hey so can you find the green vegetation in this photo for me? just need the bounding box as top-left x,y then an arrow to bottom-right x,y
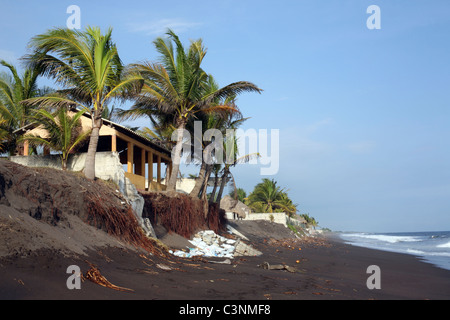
287,223 -> 307,237
0,59 -> 51,155
299,213 -> 319,229
0,27 -> 261,203
21,108 -> 90,170
229,188 -> 247,202
0,118 -> 7,153
117,29 -> 262,191
23,26 -> 143,180
0,24 -> 324,231
246,178 -> 297,217
231,178 -> 320,229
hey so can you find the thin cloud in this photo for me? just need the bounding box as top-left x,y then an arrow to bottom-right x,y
127,18 -> 202,36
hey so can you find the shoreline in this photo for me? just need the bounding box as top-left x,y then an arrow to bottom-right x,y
1,230 -> 450,300
331,231 -> 450,272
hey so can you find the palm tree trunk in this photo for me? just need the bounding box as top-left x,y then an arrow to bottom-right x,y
84,114 -> 102,180
189,161 -> 208,197
199,164 -> 212,198
166,120 -> 186,191
209,171 -> 219,203
214,168 -> 229,204
61,157 -> 68,171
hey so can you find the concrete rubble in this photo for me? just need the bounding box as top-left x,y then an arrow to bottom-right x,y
169,229 -> 262,258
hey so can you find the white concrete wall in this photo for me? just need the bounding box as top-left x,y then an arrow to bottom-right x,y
226,211 -> 289,227
226,212 -> 308,229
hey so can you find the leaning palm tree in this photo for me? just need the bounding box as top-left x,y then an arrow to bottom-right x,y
214,133 -> 260,204
208,163 -> 222,203
186,74 -> 251,198
188,102 -> 247,199
23,26 -> 143,179
0,60 -> 51,155
119,29 -> 262,191
20,108 -> 91,170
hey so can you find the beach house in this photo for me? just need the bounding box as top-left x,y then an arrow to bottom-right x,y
13,110 -> 172,192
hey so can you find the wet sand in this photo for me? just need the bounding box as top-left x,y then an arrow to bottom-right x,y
1,233 -> 449,301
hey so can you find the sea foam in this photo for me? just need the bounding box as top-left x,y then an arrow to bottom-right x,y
340,231 -> 450,271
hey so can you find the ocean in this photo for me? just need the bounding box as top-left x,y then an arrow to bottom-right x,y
339,231 -> 450,271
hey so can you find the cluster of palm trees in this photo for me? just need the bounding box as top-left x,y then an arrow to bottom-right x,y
239,178 -> 299,217
0,59 -> 52,155
230,179 -> 319,227
0,26 -> 262,204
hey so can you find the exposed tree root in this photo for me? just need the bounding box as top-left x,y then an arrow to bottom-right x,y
141,191 -> 227,239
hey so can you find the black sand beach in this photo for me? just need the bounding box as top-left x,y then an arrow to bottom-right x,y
1,161 -> 449,302
1,221 -> 449,301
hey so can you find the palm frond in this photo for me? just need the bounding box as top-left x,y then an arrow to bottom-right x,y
22,94 -> 89,113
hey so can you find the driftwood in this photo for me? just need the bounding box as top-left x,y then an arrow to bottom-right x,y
84,262 -> 134,292
259,261 -> 298,273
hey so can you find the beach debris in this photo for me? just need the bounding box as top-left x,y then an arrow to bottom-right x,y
267,237 -> 331,249
84,263 -> 133,292
169,229 -> 262,259
234,240 -> 263,257
156,263 -> 173,271
258,261 -> 298,273
208,258 -> 232,265
136,268 -> 159,275
226,224 -> 249,240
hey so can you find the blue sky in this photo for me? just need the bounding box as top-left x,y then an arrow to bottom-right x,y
1,0 -> 449,232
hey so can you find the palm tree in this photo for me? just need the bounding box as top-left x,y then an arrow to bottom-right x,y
300,213 -> 318,229
229,187 -> 247,202
0,117 -> 8,153
0,60 -> 51,155
247,179 -> 287,213
23,26 -> 143,180
101,104 -> 118,122
274,192 -> 298,217
119,29 -> 262,191
21,108 -> 91,170
214,133 -> 260,204
208,163 -> 222,203
188,99 -> 243,198
247,179 -> 298,216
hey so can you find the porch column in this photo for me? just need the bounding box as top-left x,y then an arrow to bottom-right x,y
148,150 -> 153,188
157,155 -> 161,184
127,141 -> 134,173
23,141 -> 29,156
140,148 -> 146,177
111,134 -> 117,152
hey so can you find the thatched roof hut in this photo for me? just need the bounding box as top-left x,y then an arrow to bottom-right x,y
220,195 -> 251,219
